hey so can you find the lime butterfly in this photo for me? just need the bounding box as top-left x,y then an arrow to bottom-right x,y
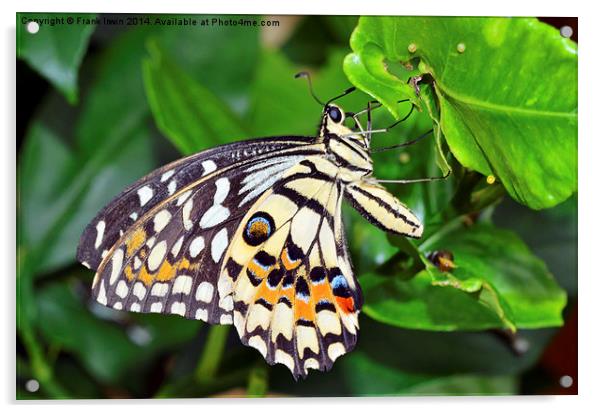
77,78 -> 430,379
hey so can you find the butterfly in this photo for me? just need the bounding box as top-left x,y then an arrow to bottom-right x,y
77,80 -> 425,379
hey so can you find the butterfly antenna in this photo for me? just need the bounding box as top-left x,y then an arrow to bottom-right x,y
325,86 -> 357,106
295,72 -> 324,106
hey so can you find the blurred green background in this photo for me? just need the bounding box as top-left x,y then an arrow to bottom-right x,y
16,14 -> 577,399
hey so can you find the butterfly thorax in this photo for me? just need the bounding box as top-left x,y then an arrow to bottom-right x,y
319,104 -> 373,183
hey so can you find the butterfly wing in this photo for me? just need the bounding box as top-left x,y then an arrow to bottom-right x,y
77,137 -> 317,271
219,156 -> 362,378
78,137 -> 325,324
344,180 -> 423,238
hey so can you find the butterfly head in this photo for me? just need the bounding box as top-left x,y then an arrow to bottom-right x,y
320,104 -> 368,145
320,103 -> 374,177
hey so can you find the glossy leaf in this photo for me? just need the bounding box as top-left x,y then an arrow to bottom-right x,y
248,48 -> 371,137
18,119 -> 153,276
17,13 -> 95,104
143,41 -> 247,155
343,351 -> 517,396
362,223 -> 566,331
345,17 -> 577,209
36,282 -> 200,383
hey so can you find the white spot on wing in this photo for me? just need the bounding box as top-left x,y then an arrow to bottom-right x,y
176,190 -> 192,206
170,302 -> 186,316
195,308 -> 208,321
219,296 -> 233,311
153,210 -> 172,233
220,314 -> 233,324
150,302 -> 163,313
133,282 -> 146,300
234,310 -> 245,337
189,236 -> 205,258
199,204 -> 230,229
171,236 -> 184,257
97,280 -> 107,305
137,186 -> 153,206
211,228 -> 228,263
218,276 -> 232,297
248,336 -> 267,357
116,280 -> 129,299
130,212 -> 138,221
201,160 -> 217,175
130,303 -> 141,312
167,180 -> 177,195
304,358 -> 320,373
147,241 -> 167,271
172,275 -> 193,295
151,283 -> 169,297
94,221 -> 105,249
213,178 -> 230,204
327,342 -> 346,362
195,281 -> 214,303
182,198 -> 194,230
109,249 -> 124,285
161,170 -> 175,182
275,350 -> 295,372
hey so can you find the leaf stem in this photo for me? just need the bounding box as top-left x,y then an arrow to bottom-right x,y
17,248 -> 70,399
19,323 -> 70,399
194,324 -> 230,385
246,364 -> 269,397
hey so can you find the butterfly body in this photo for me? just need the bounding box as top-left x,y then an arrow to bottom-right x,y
78,103 -> 423,379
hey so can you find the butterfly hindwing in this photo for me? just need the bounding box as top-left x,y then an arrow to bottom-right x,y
218,156 -> 362,378
82,138 -> 324,324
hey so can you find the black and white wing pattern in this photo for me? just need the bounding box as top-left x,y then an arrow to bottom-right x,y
77,107 -> 426,379
77,137 -> 324,324
218,156 -> 363,378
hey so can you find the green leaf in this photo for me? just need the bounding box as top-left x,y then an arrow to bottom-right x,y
18,119 -> 154,276
152,15 -> 260,110
362,223 -> 566,331
143,40 -> 247,155
355,318 -> 558,376
321,16 -> 359,42
361,270 -> 504,331
77,16 -> 259,154
248,48 -> 372,137
37,281 -> 200,384
36,282 -> 142,383
345,17 -> 577,209
343,351 -> 517,396
17,13 -> 95,104
17,25 -> 172,276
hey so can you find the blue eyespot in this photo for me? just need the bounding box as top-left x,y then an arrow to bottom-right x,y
331,274 -> 347,290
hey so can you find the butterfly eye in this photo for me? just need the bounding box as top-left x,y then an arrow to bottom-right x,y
327,106 -> 343,123
243,212 -> 275,246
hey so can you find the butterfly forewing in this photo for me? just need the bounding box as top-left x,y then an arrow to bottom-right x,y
82,138 -> 324,324
77,137 -> 317,271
